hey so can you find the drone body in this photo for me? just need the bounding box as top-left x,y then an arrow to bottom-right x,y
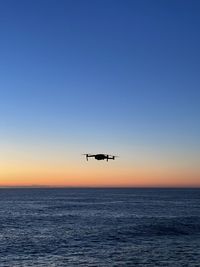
83,154 -> 118,161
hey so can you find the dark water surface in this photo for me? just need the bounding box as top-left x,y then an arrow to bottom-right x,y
0,188 -> 200,266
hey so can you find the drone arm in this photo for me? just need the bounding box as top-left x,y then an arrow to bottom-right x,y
85,154 -> 95,161
107,156 -> 115,160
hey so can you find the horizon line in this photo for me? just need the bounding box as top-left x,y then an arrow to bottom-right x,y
0,185 -> 200,189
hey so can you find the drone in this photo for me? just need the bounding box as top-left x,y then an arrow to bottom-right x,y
83,153 -> 118,161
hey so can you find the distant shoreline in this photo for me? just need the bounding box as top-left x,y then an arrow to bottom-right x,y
0,186 -> 200,189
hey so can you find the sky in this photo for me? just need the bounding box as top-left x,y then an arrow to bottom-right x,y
0,0 -> 200,187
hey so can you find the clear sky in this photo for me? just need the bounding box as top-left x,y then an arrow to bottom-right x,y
0,0 -> 200,187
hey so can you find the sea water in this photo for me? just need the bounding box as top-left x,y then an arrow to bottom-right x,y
0,188 -> 200,266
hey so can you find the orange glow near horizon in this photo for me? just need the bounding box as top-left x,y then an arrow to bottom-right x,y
1,142 -> 200,188
1,164 -> 199,188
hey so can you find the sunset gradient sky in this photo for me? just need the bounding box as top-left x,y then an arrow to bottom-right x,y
0,0 -> 200,187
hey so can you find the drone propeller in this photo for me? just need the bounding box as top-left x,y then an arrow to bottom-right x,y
108,155 -> 119,160
82,153 -> 90,161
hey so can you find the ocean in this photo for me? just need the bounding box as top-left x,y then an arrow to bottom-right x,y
0,188 -> 199,266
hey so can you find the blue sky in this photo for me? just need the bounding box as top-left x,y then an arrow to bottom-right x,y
0,0 -> 200,185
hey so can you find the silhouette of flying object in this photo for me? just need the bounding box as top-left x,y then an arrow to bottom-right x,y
83,154 -> 118,161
